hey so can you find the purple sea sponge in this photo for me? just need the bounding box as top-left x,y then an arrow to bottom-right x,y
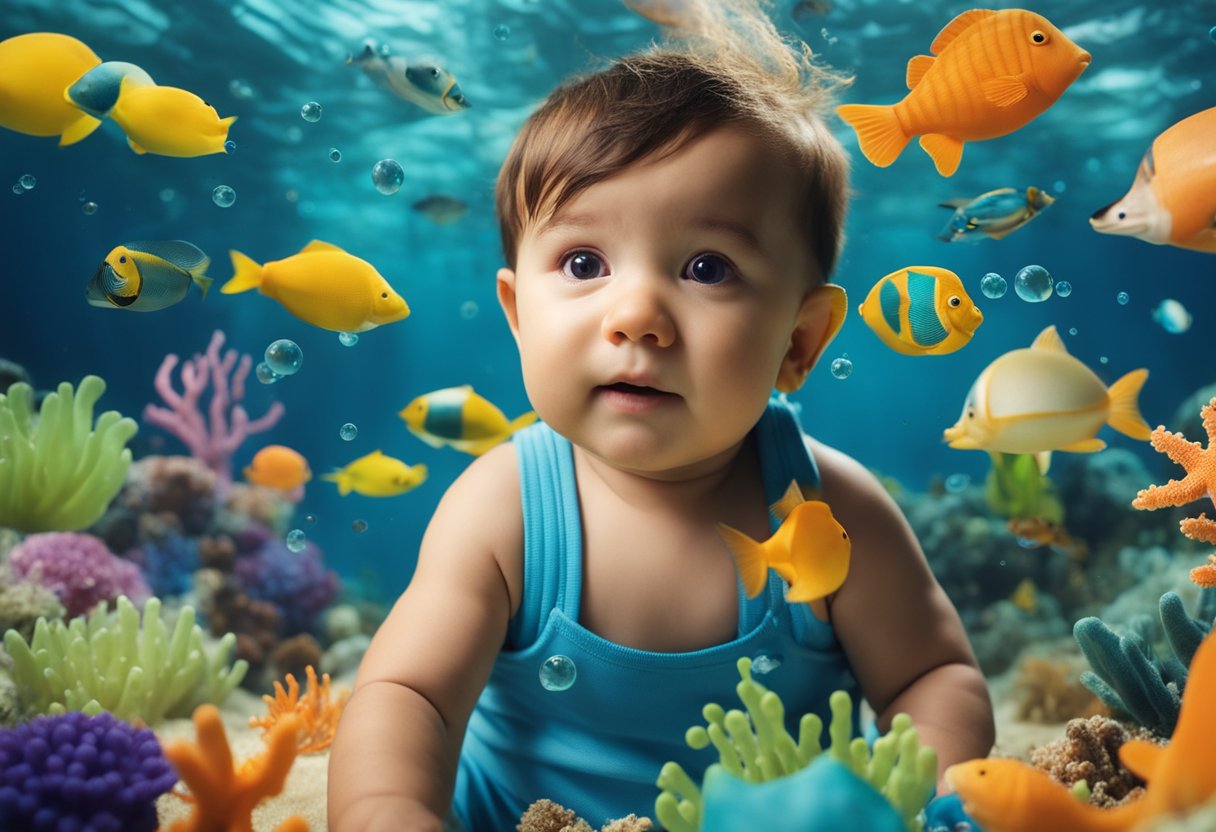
235,538 -> 339,635
0,710 -> 178,832
7,532 -> 151,618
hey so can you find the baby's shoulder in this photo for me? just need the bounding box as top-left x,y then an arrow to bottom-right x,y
802,435 -> 899,518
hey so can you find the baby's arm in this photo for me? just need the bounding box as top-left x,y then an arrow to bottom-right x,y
809,439 -> 995,787
328,445 -> 522,832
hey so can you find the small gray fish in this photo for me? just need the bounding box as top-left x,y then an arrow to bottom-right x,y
86,240 -> 213,311
347,40 -> 470,115
412,195 -> 469,224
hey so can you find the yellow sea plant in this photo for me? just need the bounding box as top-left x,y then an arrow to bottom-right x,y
250,664 -> 350,754
0,375 -> 137,533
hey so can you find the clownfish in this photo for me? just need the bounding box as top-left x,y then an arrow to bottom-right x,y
244,445 -> 312,491
858,265 -> 983,356
65,61 -> 154,119
108,78 -> 235,156
836,9 -> 1090,176
220,240 -> 409,333
1090,106 -> 1216,254
346,40 -> 470,115
399,386 -> 536,456
0,32 -> 102,145
85,241 -> 213,311
943,325 -> 1151,459
322,450 -> 427,497
716,481 -> 851,613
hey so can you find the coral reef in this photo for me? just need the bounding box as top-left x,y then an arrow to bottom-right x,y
0,375 -> 137,533
143,330 -> 285,488
194,567 -> 283,677
235,538 -> 339,635
6,531 -> 150,617
161,703 -> 307,832
1027,714 -> 1151,808
250,665 -> 349,754
0,710 -> 178,832
518,798 -> 654,832
655,658 -> 935,832
1012,655 -> 1106,723
0,577 -> 65,643
268,634 -> 323,686
3,595 -> 247,725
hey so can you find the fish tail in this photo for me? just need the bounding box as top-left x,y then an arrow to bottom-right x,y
321,471 -> 352,496
193,273 -> 215,300
221,250 -> 263,294
716,522 -> 770,600
507,411 -> 539,436
835,103 -> 909,168
1106,368 -> 1152,440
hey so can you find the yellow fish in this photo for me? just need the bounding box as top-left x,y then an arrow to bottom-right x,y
716,481 -> 851,606
1008,577 -> 1036,612
399,386 -> 536,456
85,240 -> 213,311
0,32 -> 101,145
108,78 -> 235,156
1090,106 -> 1216,254
322,450 -> 427,497
946,630 -> 1216,832
220,240 -> 409,332
65,60 -> 155,119
944,326 -> 1151,458
858,265 -> 983,356
836,9 -> 1090,176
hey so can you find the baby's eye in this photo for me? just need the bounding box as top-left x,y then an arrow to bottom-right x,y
561,251 -> 607,280
684,253 -> 733,285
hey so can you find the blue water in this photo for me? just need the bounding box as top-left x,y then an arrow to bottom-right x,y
2,0 -> 1213,598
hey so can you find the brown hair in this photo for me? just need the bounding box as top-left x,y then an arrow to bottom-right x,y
495,0 -> 852,281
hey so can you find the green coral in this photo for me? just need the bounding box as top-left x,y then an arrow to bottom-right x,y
2,595 -> 248,725
0,375 -> 137,533
655,657 -> 936,832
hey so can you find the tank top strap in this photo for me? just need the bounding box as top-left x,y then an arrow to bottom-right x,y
505,422 -> 583,649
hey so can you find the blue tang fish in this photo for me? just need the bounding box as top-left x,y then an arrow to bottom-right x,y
937,186 -> 1055,242
399,386 -> 536,455
858,265 -> 983,356
86,240 -> 213,311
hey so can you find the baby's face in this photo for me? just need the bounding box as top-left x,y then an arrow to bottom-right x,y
499,126 -> 823,477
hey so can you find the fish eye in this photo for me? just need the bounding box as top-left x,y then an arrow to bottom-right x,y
430,68 -> 440,78
948,296 -> 961,308
1030,30 -> 1048,45
1117,211 -> 1126,220
967,409 -> 975,419
119,255 -> 127,263
381,292 -> 388,298
841,531 -> 848,540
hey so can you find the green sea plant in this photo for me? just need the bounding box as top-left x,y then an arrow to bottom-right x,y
655,657 -> 936,832
2,595 -> 248,725
984,451 -> 1062,522
1074,589 -> 1214,738
0,375 -> 137,533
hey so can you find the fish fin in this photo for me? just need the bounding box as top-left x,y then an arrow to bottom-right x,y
408,428 -> 447,449
125,240 -> 210,273
300,239 -> 344,255
1118,739 -> 1164,782
938,199 -> 970,209
1034,451 -> 1052,475
58,114 -> 101,146
221,115 -> 237,128
506,411 -> 539,436
981,75 -> 1029,107
918,134 -> 965,177
983,224 -> 1022,240
220,250 -> 264,294
835,104 -> 909,168
1058,438 -> 1105,453
1030,325 -> 1067,353
905,54 -> 935,89
193,274 -> 214,300
930,9 -> 996,54
1106,368 -> 1152,440
716,523 -> 770,600
771,562 -> 798,585
770,480 -> 805,523
127,137 -> 147,155
321,471 -> 352,496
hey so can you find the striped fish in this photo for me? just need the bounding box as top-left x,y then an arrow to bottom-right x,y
398,385 -> 536,456
858,265 -> 982,356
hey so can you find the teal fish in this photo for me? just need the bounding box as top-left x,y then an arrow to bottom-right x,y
65,61 -> 155,119
347,40 -> 470,115
937,186 -> 1055,242
86,240 -> 213,311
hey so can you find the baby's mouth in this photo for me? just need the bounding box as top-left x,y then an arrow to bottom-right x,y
600,382 -> 671,396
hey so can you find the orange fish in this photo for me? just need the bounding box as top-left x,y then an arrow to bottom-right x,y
946,630 -> 1216,831
1090,106 -> 1216,254
836,9 -> 1091,177
716,481 -> 850,608
1006,517 -> 1087,559
244,445 -> 312,491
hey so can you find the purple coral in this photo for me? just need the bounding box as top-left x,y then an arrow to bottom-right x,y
0,711 -> 177,832
7,532 -> 151,618
142,330 -> 285,488
235,538 -> 339,635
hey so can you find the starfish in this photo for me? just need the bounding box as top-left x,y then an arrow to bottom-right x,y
1132,396 -> 1216,587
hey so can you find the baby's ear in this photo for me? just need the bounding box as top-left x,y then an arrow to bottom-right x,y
776,283 -> 848,393
497,267 -> 521,341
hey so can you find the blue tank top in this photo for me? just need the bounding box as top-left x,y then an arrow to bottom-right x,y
453,396 -> 860,830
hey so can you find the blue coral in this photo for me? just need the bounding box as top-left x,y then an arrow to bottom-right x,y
127,533 -> 200,599
0,710 -> 177,832
235,538 -> 339,635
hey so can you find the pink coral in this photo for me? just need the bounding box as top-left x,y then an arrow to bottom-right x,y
143,330 -> 285,488
6,532 -> 150,617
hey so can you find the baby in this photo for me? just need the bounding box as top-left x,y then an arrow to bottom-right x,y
329,4 -> 994,830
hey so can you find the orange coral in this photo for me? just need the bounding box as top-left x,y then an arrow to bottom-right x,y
250,664 -> 349,754
160,703 -> 307,832
1132,396 -> 1216,587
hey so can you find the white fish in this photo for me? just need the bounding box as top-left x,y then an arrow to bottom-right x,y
1152,299 -> 1192,334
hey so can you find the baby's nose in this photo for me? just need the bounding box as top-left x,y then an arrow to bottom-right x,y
601,280 -> 675,347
